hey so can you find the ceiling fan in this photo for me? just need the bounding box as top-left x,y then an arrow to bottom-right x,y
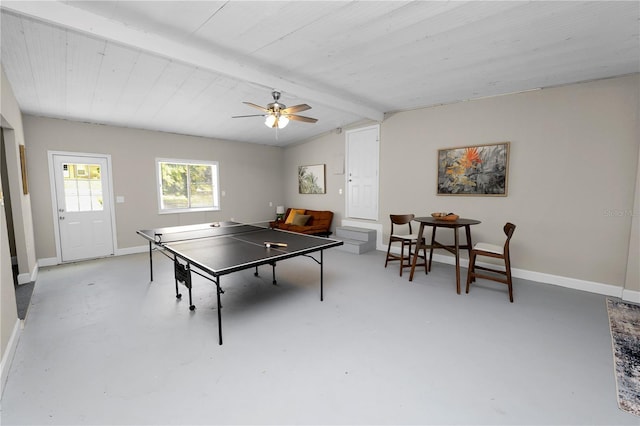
232,91 -> 318,129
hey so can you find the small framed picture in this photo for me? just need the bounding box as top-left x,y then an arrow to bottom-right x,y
19,144 -> 29,195
298,164 -> 325,194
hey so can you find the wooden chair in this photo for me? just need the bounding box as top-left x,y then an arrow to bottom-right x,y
465,222 -> 516,302
384,214 -> 427,276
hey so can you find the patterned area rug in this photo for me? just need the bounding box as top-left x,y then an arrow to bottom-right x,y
607,298 -> 640,417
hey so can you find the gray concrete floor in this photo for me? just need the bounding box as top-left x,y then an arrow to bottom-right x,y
1,249 -> 637,425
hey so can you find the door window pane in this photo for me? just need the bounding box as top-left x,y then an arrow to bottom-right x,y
62,163 -> 104,212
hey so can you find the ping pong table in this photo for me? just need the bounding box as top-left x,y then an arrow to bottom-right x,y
137,221 -> 343,344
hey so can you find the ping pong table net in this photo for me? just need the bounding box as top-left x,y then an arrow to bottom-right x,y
152,221 -> 271,244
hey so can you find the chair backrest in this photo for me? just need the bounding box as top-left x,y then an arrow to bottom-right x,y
503,222 -> 516,252
390,214 -> 415,235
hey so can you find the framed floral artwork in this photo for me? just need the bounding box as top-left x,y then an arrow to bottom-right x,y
298,164 -> 326,194
437,142 -> 509,196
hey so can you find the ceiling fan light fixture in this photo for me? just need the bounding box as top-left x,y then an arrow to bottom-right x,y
264,114 -> 288,129
265,114 -> 276,128
239,91 -> 315,129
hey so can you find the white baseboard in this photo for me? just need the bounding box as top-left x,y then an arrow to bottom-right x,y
16,263 -> 38,284
430,252 -> 628,298
116,245 -> 148,256
511,264 -> 623,297
382,246 -> 633,301
621,289 -> 640,303
38,257 -> 58,268
0,319 -> 21,400
36,240 -> 638,303
37,245 -> 148,269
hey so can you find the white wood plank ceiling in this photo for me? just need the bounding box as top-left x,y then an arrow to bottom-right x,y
1,1 -> 638,146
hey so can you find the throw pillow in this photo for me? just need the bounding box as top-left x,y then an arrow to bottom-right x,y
285,208 -> 305,224
292,214 -> 310,226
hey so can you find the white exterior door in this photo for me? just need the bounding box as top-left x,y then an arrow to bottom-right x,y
346,125 -> 379,220
51,153 -> 114,262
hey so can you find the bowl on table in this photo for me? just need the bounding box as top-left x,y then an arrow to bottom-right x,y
431,212 -> 459,221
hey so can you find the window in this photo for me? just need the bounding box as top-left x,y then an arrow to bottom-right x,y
156,158 -> 220,213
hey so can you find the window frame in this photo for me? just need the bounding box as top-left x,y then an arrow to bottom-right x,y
156,158 -> 220,214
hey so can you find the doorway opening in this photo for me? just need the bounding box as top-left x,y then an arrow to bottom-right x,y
1,127 -> 33,319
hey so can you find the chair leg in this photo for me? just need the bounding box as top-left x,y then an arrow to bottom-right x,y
505,256 -> 514,303
399,240 -> 406,276
388,238 -> 429,277
465,251 -> 476,294
384,240 -> 393,268
428,228 -> 437,272
417,239 -> 429,275
420,242 -> 428,275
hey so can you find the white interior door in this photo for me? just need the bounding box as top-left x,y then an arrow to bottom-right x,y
52,153 -> 114,262
346,125 -> 379,220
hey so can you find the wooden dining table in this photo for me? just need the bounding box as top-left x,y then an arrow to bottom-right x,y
409,216 -> 481,294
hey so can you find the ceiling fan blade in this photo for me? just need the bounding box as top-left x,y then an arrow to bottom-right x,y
232,114 -> 266,118
281,104 -> 311,114
286,114 -> 318,123
243,102 -> 268,112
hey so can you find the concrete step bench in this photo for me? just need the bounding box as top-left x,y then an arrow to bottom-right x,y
335,226 -> 376,254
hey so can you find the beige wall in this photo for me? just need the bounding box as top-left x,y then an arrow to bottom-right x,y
0,68 -> 37,282
0,149 -> 18,381
625,114 -> 640,295
1,65 -> 31,379
284,75 -> 640,293
23,117 -> 285,259
7,72 -> 640,296
284,128 -> 351,227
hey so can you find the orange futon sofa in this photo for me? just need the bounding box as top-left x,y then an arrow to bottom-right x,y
270,208 -> 333,237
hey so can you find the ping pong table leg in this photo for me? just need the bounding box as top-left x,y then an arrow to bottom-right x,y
173,255 -> 182,300
148,241 -> 154,282
174,278 -> 181,300
187,280 -> 194,311
320,250 -> 324,301
254,264 -> 278,285
216,276 -> 223,345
